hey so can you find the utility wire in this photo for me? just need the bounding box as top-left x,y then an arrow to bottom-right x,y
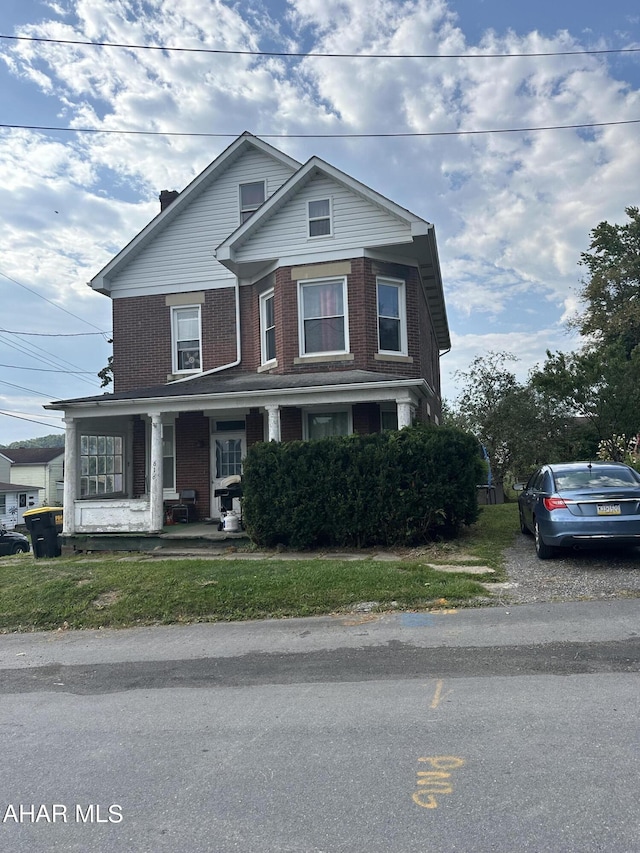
0,329 -> 109,337
0,409 -> 65,430
2,119 -> 639,138
0,333 -> 100,388
2,33 -> 639,59
0,270 -> 108,336
0,363 -> 96,374
0,377 -> 56,398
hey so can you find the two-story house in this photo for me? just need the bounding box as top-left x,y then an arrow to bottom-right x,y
47,132 -> 450,537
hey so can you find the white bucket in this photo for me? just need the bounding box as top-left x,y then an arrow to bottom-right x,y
223,511 -> 240,532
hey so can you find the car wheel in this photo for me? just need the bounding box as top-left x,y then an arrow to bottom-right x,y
11,543 -> 28,555
534,519 -> 555,560
519,509 -> 530,535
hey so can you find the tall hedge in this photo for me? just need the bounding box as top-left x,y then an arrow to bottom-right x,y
242,424 -> 484,549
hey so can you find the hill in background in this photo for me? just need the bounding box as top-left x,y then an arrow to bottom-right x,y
0,434 -> 65,450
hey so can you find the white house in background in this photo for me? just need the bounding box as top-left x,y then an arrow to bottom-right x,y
3,447 -> 65,507
0,480 -> 40,529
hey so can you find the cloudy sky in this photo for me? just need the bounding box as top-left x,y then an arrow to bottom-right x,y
1,0 -> 639,444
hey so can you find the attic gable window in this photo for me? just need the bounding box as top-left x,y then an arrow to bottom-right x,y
172,306 -> 201,373
239,180 -> 266,223
308,198 -> 332,237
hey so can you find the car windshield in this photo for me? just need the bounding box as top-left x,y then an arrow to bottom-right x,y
554,467 -> 640,491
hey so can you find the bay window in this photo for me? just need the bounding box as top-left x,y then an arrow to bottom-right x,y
377,277 -> 407,355
299,277 -> 348,355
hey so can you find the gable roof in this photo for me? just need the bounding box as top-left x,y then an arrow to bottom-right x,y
216,155 -> 450,349
89,132 -> 301,295
3,448 -> 65,464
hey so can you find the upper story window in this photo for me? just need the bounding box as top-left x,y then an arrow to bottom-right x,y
260,288 -> 276,364
240,180 -> 266,223
171,306 -> 201,373
377,277 -> 407,355
299,277 -> 349,356
308,198 -> 332,237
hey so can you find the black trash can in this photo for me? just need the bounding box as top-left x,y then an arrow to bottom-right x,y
23,507 -> 63,558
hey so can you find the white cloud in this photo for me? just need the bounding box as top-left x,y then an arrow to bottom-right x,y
0,0 -> 638,443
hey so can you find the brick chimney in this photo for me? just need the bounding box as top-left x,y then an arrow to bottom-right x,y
159,190 -> 179,211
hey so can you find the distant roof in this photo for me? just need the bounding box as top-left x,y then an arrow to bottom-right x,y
0,480 -> 38,492
3,448 -> 64,464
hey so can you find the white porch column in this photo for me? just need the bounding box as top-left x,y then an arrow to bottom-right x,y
62,416 -> 77,535
265,404 -> 281,442
397,400 -> 414,429
149,413 -> 164,532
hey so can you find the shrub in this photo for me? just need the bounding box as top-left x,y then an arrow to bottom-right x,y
242,424 -> 483,549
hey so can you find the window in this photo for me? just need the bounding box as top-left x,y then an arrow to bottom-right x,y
299,278 -> 348,355
308,198 -> 331,237
215,438 -> 243,478
381,410 -> 398,431
80,434 -> 124,496
0,495 -> 5,514
260,289 -> 276,364
377,278 -> 407,354
307,411 -> 349,440
172,306 -> 201,373
240,181 -> 266,223
162,423 -> 175,491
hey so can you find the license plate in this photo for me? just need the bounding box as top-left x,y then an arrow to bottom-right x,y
597,504 -> 621,515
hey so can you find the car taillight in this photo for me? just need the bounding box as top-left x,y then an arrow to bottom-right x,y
543,496 -> 568,511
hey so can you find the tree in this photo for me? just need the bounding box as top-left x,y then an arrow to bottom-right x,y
533,207 -> 640,443
447,352 -> 560,487
574,206 -> 640,356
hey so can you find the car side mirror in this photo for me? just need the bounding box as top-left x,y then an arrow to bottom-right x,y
512,483 -> 525,492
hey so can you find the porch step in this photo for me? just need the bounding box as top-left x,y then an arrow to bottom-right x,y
62,528 -> 250,554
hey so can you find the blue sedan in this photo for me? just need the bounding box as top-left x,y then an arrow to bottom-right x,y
516,461 -> 640,559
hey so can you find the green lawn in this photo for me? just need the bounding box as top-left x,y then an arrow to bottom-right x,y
0,504 -> 519,632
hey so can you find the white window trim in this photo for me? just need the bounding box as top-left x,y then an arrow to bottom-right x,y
239,179 -> 266,224
259,287 -> 276,366
307,197 -> 333,238
297,276 -> 350,358
171,304 -> 202,374
161,418 -> 177,498
376,276 -> 407,356
304,408 -> 353,440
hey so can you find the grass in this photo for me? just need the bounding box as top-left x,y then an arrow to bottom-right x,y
0,504 -> 520,632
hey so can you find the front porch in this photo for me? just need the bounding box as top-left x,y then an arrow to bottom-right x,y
62,520 -> 250,554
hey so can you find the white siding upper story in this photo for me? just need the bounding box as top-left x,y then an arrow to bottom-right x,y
10,458 -> 64,506
0,455 -> 10,482
231,173 -> 414,267
107,148 -> 297,299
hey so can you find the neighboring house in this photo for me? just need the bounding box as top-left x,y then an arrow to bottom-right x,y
0,481 -> 40,529
4,447 -> 65,507
46,132 -> 450,537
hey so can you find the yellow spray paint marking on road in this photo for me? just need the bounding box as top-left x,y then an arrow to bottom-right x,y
412,756 -> 465,809
430,679 -> 452,709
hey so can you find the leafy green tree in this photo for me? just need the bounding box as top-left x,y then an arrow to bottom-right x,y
574,206 -> 640,356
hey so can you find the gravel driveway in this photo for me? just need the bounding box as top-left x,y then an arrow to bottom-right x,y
502,531 -> 640,604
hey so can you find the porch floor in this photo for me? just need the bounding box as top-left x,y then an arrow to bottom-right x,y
63,520 -> 250,555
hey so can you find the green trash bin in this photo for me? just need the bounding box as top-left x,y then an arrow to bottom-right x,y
23,507 -> 63,558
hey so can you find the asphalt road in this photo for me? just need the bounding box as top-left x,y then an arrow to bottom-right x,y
1,600 -> 638,852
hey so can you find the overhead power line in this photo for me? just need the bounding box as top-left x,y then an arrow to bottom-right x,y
2,33 -> 639,59
0,409 -> 65,430
0,270 -> 107,336
1,120 -> 639,139
0,363 -> 96,374
0,328 -> 109,337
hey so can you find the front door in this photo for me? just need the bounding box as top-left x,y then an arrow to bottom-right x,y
210,432 -> 246,518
